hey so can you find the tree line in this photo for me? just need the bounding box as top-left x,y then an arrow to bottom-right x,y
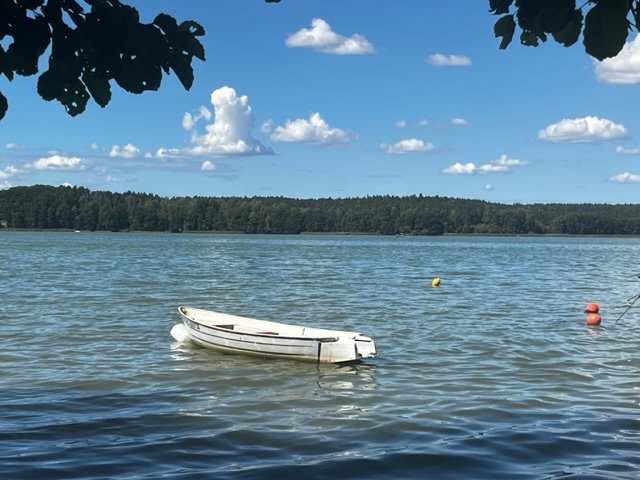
1,184 -> 640,235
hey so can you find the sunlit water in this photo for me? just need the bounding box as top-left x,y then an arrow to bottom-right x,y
1,232 -> 640,479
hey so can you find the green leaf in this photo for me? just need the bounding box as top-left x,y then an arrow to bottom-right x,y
59,79 -> 89,116
5,16 -> 51,76
0,91 -> 7,120
37,67 -> 65,101
82,70 -> 111,107
538,0 -> 576,33
552,9 -> 582,47
520,30 -> 539,47
17,0 -> 44,9
489,0 -> 514,14
583,0 -> 630,60
114,57 -> 162,94
169,54 -> 194,90
178,20 -> 205,37
494,14 -> 516,49
0,46 -> 13,81
153,13 -> 178,35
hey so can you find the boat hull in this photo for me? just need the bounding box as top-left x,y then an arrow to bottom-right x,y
177,306 -> 377,363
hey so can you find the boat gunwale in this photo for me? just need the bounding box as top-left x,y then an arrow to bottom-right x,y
183,316 -> 340,343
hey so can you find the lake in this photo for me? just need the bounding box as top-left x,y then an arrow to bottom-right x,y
1,231 -> 640,479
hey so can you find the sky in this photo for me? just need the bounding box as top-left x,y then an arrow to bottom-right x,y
2,0 -> 640,204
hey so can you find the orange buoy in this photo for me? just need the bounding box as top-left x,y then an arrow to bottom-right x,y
584,303 -> 600,314
586,313 -> 602,326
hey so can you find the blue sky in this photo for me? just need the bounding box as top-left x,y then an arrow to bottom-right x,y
2,0 -> 640,204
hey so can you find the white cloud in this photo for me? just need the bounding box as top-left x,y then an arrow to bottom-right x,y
427,53 -> 471,67
0,165 -> 18,189
396,120 -> 407,128
109,143 -> 140,158
609,172 -> 640,183
538,116 -> 627,143
616,146 -> 640,155
418,119 -> 429,126
182,106 -> 212,130
185,86 -> 272,156
285,18 -> 375,55
595,35 -> 640,84
443,162 -> 477,175
380,138 -> 435,154
31,154 -> 85,170
484,184 -> 495,191
443,154 -> 528,175
479,163 -> 509,173
5,143 -> 17,149
493,154 -> 528,167
0,165 -> 18,179
146,148 -> 182,159
271,112 -> 353,146
451,117 -> 469,125
201,160 -> 216,171
105,175 -> 124,183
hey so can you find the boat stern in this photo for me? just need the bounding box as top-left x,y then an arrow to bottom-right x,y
355,334 -> 377,360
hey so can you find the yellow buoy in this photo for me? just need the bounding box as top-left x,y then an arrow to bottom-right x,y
432,277 -> 441,287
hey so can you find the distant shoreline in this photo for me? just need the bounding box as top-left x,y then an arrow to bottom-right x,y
2,228 -> 639,238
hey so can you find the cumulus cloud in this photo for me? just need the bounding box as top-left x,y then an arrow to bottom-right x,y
201,160 -> 216,171
109,143 -> 140,158
538,116 -> 627,143
270,112 -> 353,146
595,35 -> 640,84
285,18 -> 375,55
443,154 -> 527,175
396,120 -> 407,128
616,146 -> 640,155
31,154 -> 85,170
427,53 -> 471,67
610,172 -> 640,183
380,138 -> 435,154
185,86 -> 272,156
443,162 -> 476,175
182,105 -> 212,130
484,184 -> 495,191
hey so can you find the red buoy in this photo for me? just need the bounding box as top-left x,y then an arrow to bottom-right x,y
584,303 -> 600,314
586,313 -> 602,326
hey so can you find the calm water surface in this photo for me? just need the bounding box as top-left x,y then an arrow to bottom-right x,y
1,232 -> 640,479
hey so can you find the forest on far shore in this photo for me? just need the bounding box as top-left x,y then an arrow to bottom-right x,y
1,184 -> 640,236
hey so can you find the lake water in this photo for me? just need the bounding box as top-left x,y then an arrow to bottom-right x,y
2,231 -> 640,479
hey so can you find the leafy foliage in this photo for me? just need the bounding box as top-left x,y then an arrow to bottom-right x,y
490,0 -> 634,60
2,185 -> 640,235
0,0 -> 205,120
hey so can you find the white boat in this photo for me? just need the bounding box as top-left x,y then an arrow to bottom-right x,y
175,306 -> 377,363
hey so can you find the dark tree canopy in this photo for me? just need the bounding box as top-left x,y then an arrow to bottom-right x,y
491,0 -> 639,61
0,0 -> 206,121
3,185 -> 640,235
